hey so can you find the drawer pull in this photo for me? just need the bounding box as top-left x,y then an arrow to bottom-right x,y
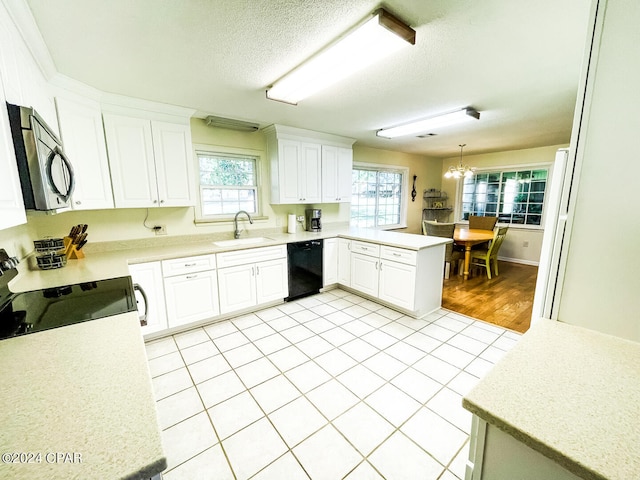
392,253 -> 401,256
186,274 -> 198,279
184,263 -> 197,267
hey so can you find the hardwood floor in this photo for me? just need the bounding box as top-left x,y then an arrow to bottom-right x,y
442,260 -> 538,334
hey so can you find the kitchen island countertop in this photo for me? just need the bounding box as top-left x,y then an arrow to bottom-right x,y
0,312 -> 166,480
463,319 -> 640,480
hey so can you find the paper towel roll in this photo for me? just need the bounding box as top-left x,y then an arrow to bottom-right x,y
287,214 -> 296,234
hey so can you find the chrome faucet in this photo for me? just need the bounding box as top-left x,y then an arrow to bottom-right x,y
234,210 -> 253,239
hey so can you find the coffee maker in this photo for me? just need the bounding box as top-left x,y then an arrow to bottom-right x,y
305,209 -> 322,232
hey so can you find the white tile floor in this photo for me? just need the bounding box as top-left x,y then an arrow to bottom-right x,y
145,289 -> 521,480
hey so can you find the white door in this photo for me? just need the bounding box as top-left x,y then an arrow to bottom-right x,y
300,142 -> 322,203
378,260 -> 416,311
0,77 -> 26,230
103,114 -> 158,208
338,239 -> 351,286
255,258 -> 288,304
336,147 -> 353,203
164,270 -> 220,327
217,264 -> 257,314
350,252 -> 379,297
278,139 -> 301,203
321,145 -> 338,203
151,120 -> 194,207
129,262 -> 168,335
323,238 -> 338,286
56,96 -> 114,210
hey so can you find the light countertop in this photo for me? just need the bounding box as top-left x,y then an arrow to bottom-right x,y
463,319 -> 640,480
0,312 -> 166,480
10,227 -> 450,292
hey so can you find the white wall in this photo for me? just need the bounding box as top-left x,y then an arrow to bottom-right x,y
556,0 -> 640,341
439,144 -> 566,264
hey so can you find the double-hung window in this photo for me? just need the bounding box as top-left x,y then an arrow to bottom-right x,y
197,151 -> 259,219
351,164 -> 408,229
460,168 -> 549,226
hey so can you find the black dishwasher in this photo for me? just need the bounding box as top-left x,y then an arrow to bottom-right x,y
286,240 -> 323,301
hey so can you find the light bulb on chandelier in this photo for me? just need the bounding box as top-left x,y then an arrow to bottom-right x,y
444,144 -> 475,179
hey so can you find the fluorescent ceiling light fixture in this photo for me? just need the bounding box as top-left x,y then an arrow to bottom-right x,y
266,8 -> 415,105
376,107 -> 480,138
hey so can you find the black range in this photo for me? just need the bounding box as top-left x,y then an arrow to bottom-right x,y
0,249 -> 137,341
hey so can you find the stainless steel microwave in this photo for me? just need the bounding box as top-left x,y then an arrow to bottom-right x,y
6,103 -> 75,211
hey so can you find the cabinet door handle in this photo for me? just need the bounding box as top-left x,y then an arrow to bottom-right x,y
252,267 -> 255,276
186,274 -> 198,279
375,261 -> 378,270
380,262 -> 383,271
160,199 -> 165,204
256,266 -> 260,275
75,200 -> 82,205
152,199 -> 158,204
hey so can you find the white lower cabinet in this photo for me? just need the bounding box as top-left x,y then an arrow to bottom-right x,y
337,239 -> 352,286
217,264 -> 257,314
217,245 -> 288,315
378,260 -> 416,311
466,416 -> 582,480
350,252 -> 379,297
128,262 -> 168,336
341,240 -> 444,317
164,270 -> 219,327
323,238 -> 338,286
161,254 -> 219,328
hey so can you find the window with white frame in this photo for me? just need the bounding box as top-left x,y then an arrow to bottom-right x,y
197,151 -> 259,218
460,168 -> 549,226
351,165 -> 407,229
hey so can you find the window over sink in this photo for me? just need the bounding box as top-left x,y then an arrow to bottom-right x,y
195,149 -> 261,221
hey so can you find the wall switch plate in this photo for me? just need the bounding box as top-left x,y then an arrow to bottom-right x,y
154,225 -> 167,235
522,241 -> 529,247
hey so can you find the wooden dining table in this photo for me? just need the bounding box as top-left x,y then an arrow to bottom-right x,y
454,227 -> 496,279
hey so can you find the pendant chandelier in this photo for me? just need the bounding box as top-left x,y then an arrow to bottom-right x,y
444,144 -> 475,179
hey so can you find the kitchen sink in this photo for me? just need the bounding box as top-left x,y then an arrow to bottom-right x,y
213,237 -> 274,247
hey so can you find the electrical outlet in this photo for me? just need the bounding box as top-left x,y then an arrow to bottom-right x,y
522,241 -> 529,247
275,217 -> 282,227
297,216 -> 304,222
154,225 -> 167,236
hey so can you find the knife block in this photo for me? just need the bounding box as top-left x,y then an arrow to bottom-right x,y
63,236 -> 85,260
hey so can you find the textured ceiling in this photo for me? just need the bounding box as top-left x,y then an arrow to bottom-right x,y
25,0 -> 592,157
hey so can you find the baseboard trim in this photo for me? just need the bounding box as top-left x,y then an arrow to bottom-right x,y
498,256 -> 539,266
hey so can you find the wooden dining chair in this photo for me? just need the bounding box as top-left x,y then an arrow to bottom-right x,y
422,220 -> 462,279
469,215 -> 498,231
469,226 -> 509,279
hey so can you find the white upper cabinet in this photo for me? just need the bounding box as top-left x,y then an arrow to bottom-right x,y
264,124 -> 355,205
103,113 -> 194,208
321,145 -> 353,203
271,138 -> 321,204
55,95 -> 114,210
0,79 -> 26,230
151,120 -> 196,207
